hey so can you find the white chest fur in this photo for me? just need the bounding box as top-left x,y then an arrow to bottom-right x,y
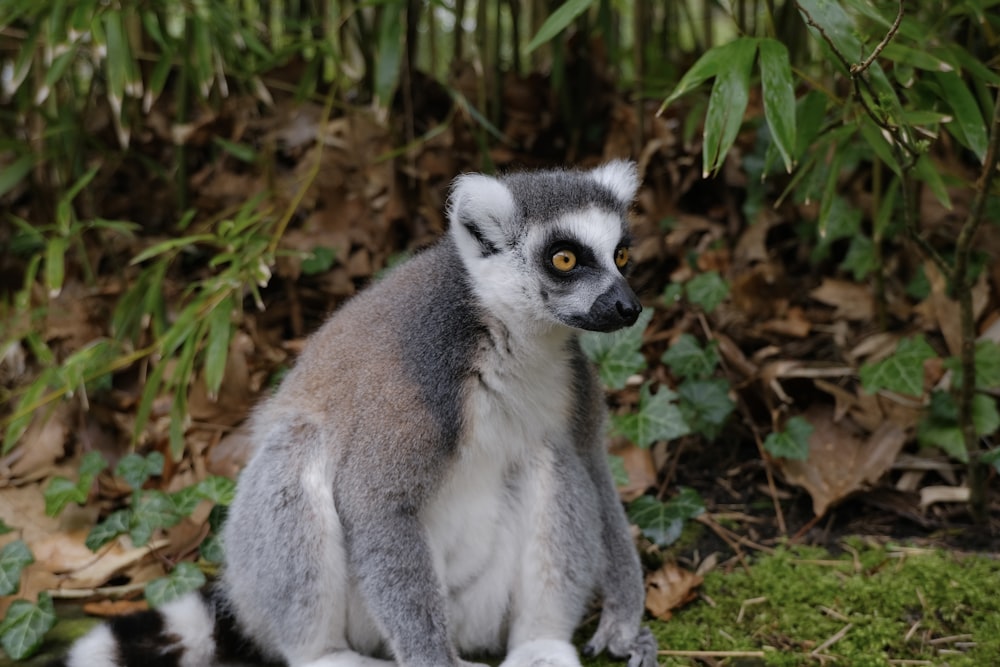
422,330 -> 575,651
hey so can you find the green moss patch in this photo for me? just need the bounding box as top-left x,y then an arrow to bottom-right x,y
604,541 -> 1000,666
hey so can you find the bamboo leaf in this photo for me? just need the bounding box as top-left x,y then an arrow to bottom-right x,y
374,2 -> 404,107
203,295 -> 233,398
0,153 -> 35,199
934,71 -> 988,163
759,38 -> 797,173
660,38 -> 749,112
526,0 -> 595,52
703,37 -> 758,178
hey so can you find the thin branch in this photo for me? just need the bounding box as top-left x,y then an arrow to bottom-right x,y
850,1 -> 903,75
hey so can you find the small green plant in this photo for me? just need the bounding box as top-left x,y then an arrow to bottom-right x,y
661,0 -> 1000,519
583,277 -> 736,546
3,450 -> 235,659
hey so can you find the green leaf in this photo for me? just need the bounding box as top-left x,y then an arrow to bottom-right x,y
85,509 -> 131,551
526,0 -> 594,52
914,153 -> 952,211
974,341 -> 1000,390
764,416 -> 814,461
115,452 -> 164,490
612,383 -> 692,448
608,454 -> 628,487
0,593 -> 55,660
45,236 -> 67,297
677,378 -> 735,441
204,295 -> 233,398
0,153 -> 35,199
580,308 -> 652,390
130,491 -> 182,546
660,39 -> 748,111
944,340 -> 1000,391
170,486 -> 204,517
373,1 -> 404,106
840,234 -> 877,281
758,38 -> 797,173
934,71 -> 988,163
703,37 -> 757,177
860,336 -> 936,396
196,476 -> 237,506
661,282 -> 684,307
983,447 -> 1000,474
662,334 -> 719,380
212,136 -> 258,164
79,451 -> 108,477
973,395 -> 1000,438
144,562 -> 206,608
627,489 -> 705,547
301,246 -> 337,275
684,271 -> 729,313
199,535 -> 225,564
0,541 -> 34,596
0,520 -> 12,535
43,477 -> 88,517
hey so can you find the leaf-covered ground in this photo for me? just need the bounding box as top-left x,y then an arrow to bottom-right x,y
1,43 -> 998,664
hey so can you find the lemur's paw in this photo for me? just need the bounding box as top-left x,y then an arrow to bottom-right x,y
500,639 -> 582,667
584,625 -> 657,667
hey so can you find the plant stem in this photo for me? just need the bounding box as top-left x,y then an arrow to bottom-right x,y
954,85 -> 1000,523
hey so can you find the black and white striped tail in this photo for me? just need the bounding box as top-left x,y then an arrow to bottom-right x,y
47,586 -> 272,667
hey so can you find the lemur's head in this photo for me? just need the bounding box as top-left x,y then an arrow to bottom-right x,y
448,160 -> 641,334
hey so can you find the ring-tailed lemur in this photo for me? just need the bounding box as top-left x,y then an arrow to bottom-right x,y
52,161 -> 658,667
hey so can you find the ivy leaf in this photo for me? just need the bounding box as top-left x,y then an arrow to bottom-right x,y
684,271 -> 729,313
144,562 -> 206,608
611,383 -> 691,448
661,282 -> 684,306
860,336 -> 936,396
627,489 -> 705,547
764,416 -> 814,461
944,340 -> 1000,390
115,452 -> 164,490
580,308 -> 652,390
43,477 -> 86,517
130,491 -> 182,546
983,447 -> 1000,474
662,334 -> 720,380
44,451 -> 108,516
85,509 -> 132,552
0,520 -> 12,535
170,485 -> 204,517
916,393 -> 999,463
677,378 -> 735,441
196,476 -> 237,506
199,535 -> 225,564
0,593 -> 55,660
0,541 -> 34,596
840,234 -> 877,281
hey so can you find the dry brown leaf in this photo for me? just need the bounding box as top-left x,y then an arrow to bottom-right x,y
2,403 -> 74,483
83,598 -> 149,618
775,405 -> 907,517
759,306 -> 812,338
611,441 -> 657,502
810,279 -> 874,321
645,562 -> 703,620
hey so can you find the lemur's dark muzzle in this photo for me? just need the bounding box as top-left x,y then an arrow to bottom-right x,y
586,280 -> 642,332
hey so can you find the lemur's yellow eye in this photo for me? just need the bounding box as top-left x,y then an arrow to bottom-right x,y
614,246 -> 630,269
552,249 -> 577,272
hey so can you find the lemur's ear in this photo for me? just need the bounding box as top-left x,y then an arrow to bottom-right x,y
448,174 -> 517,257
589,160 -> 639,204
